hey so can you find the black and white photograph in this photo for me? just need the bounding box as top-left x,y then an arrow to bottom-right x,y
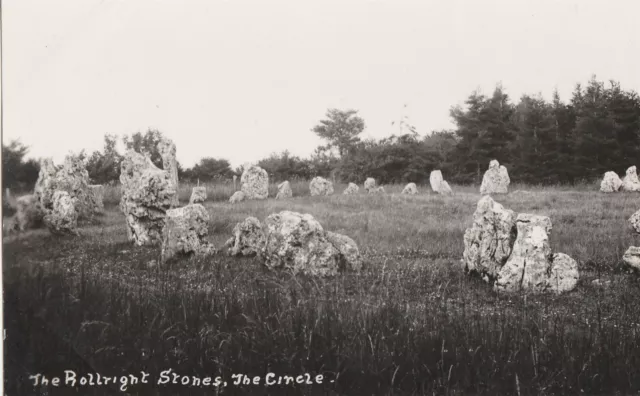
2,0 -> 640,394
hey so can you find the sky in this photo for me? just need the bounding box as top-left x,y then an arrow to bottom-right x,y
3,0 -> 640,168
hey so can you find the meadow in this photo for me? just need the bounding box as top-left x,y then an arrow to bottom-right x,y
3,181 -> 640,395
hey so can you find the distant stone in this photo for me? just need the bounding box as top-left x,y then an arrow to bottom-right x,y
229,191 -> 246,203
7,194 -> 42,232
241,165 -> 269,200
375,186 -> 385,193
621,166 -> 640,192
189,186 -> 207,204
600,171 -> 623,193
591,278 -> 611,287
157,137 -> 180,207
630,209 -> 640,234
87,184 -> 105,214
462,196 -> 517,282
364,178 -> 377,193
622,246 -> 640,272
275,181 -> 293,200
161,204 -> 215,263
225,217 -> 265,257
310,177 -> 334,196
430,170 -> 453,195
34,156 -> 93,219
480,160 -> 510,195
343,183 -> 359,195
43,190 -> 79,235
401,183 -> 418,195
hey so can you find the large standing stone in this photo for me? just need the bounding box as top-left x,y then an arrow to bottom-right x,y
241,165 -> 269,200
462,196 -> 517,282
430,170 -> 453,195
622,246 -> 640,272
600,171 -> 623,193
229,191 -> 246,203
364,178 -> 377,193
157,138 -> 179,207
630,209 -> 640,234
189,186 -> 207,204
310,177 -> 334,196
402,183 -> 418,195
224,217 -> 265,257
621,166 -> 640,192
161,204 -> 215,263
88,185 -> 104,214
7,194 -> 42,232
43,191 -> 79,235
275,181 -> 293,200
119,150 -> 176,246
343,183 -> 359,195
480,160 -> 510,195
34,156 -> 93,219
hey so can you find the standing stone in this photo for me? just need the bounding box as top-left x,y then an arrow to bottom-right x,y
630,209 -> 640,234
229,191 -> 246,203
157,138 -> 179,207
224,217 -> 265,256
7,195 -> 42,232
480,160 -> 510,195
275,181 -> 293,200
622,246 -> 640,272
374,186 -> 385,193
88,185 -> 105,214
430,170 -> 453,195
621,166 -> 640,192
161,204 -> 215,264
189,186 -> 207,204
402,183 -> 418,195
547,253 -> 579,294
119,150 -> 176,246
462,196 -> 517,282
240,165 -> 269,200
325,231 -> 364,271
34,156 -> 93,219
43,191 -> 79,235
600,171 -> 623,193
364,178 -> 377,193
310,177 -> 334,196
343,183 -> 359,195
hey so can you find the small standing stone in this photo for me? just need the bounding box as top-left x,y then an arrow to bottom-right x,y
43,190 -> 79,235
241,165 -> 269,200
630,209 -> 640,234
343,183 -> 359,195
621,166 -> 640,192
600,171 -> 623,193
189,186 -> 207,204
480,160 -> 510,195
622,246 -> 640,272
275,181 -> 293,200
310,177 -> 334,196
161,204 -> 215,263
402,183 -> 418,194
364,178 -> 377,193
229,191 -> 246,203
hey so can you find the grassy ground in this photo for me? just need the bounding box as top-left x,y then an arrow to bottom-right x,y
3,183 -> 640,395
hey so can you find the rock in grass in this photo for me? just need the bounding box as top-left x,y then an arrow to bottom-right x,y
43,190 -> 79,235
7,194 -> 42,232
88,184 -> 105,214
325,231 -> 364,271
402,183 -> 418,195
225,216 -> 265,257
622,246 -> 640,272
229,191 -> 245,203
343,183 -> 359,195
364,177 -> 377,193
630,209 -> 640,234
275,181 -> 293,200
480,160 -> 510,195
161,204 -> 215,263
189,186 -> 207,204
430,170 -> 453,195
547,253 -> 579,293
241,165 -> 268,200
621,166 -> 640,192
600,171 -> 623,193
310,177 -> 334,196
157,137 -> 180,207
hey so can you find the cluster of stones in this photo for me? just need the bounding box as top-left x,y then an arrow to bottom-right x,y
229,165 -> 269,203
480,160 -> 510,195
462,195 -> 579,294
600,166 -> 640,193
429,170 -> 453,195
224,211 -> 363,277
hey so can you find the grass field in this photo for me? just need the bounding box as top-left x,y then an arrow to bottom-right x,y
4,182 -> 640,395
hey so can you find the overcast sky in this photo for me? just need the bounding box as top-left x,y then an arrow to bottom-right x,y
3,0 -> 639,168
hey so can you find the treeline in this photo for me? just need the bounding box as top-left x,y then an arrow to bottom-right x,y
4,76 -> 639,190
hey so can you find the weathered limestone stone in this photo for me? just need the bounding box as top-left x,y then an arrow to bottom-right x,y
7,194 -> 42,232
229,191 -> 246,203
88,185 -> 104,214
430,170 -> 453,195
364,178 -> 377,193
310,177 -> 334,196
462,196 -> 517,282
119,150 -> 176,246
43,191 -> 78,235
189,186 -> 207,204
275,181 -> 293,200
34,156 -> 93,218
241,165 -> 268,200
325,231 -> 364,271
622,246 -> 640,272
224,217 -> 265,257
480,160 -> 510,195
402,183 -> 418,195
375,186 -> 385,193
161,204 -> 215,263
621,166 -> 640,192
630,209 -> 640,234
343,183 -> 359,195
600,171 -> 623,193
157,138 -> 179,207
547,253 -> 579,294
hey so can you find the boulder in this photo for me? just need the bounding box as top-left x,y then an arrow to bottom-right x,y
600,171 -> 623,193
224,217 -> 265,257
621,166 -> 640,192
343,183 -> 359,195
189,186 -> 207,204
157,137 -> 180,207
375,186 -> 385,193
34,156 -> 93,219
229,191 -> 246,203
275,181 -> 293,200
630,209 -> 640,234
310,177 -> 334,196
241,165 -> 268,200
462,196 -> 517,282
87,185 -> 104,214
401,183 -> 418,195
7,194 -> 42,232
325,231 -> 364,271
622,246 -> 640,272
43,190 -> 79,235
364,178 -> 376,193
161,204 -> 215,263
480,160 -> 510,195
430,170 -> 453,195
547,253 -> 580,293
119,150 -> 176,246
